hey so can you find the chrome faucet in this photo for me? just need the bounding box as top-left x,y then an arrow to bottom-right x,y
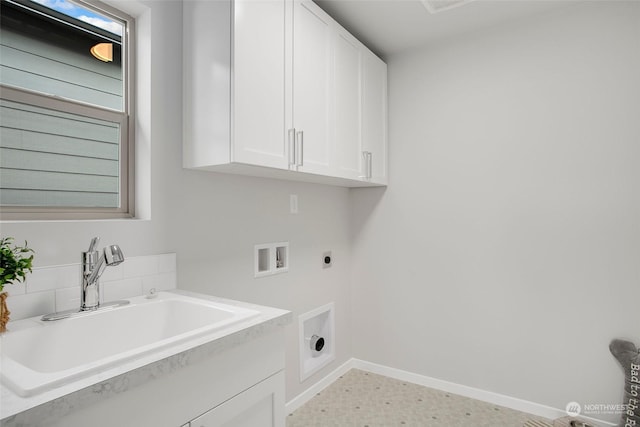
81,237 -> 124,310
42,237 -> 128,321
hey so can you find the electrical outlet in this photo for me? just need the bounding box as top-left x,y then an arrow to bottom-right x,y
322,251 -> 332,268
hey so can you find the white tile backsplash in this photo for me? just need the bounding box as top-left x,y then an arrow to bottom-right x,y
3,283 -> 26,296
55,287 -> 81,312
123,256 -> 159,278
100,262 -> 124,283
6,253 -> 176,322
23,268 -> 53,293
142,272 -> 177,295
157,253 -> 177,273
26,265 -> 81,293
103,278 -> 143,301
8,292 -> 55,322
57,264 -> 82,289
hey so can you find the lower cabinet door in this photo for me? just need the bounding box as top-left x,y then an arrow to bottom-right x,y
189,371 -> 285,427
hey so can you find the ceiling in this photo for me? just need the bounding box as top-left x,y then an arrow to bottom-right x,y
314,0 -> 579,58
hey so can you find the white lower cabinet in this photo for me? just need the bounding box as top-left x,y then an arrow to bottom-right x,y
187,371 -> 285,427
46,330 -> 286,427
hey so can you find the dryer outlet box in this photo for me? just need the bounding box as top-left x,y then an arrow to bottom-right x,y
299,302 -> 335,381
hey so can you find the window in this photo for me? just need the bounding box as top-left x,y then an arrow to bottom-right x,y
0,0 -> 134,219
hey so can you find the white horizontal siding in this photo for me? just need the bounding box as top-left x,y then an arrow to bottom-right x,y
0,169 -> 118,193
0,189 -> 118,207
0,100 -> 120,208
1,66 -> 122,111
0,127 -> 118,159
0,12 -> 127,210
0,31 -> 122,78
0,45 -> 122,95
1,101 -> 120,143
0,27 -> 122,110
0,148 -> 118,176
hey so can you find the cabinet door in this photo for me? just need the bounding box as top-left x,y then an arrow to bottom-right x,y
189,371 -> 285,427
183,0 -> 232,168
292,0 -> 333,175
333,28 -> 363,180
362,50 -> 388,184
233,0 -> 289,169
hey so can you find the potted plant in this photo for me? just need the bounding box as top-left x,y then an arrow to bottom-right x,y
0,237 -> 34,332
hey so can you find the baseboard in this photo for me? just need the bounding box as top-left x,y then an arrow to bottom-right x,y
285,358 -> 355,414
286,358 -> 616,427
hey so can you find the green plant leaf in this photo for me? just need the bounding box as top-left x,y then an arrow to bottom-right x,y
0,237 -> 35,289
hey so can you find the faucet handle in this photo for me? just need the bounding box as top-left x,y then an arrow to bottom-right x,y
87,237 -> 100,253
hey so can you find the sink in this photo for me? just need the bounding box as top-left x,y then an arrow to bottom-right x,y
0,292 -> 260,397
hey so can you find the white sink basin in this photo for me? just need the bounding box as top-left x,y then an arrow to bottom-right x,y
0,292 -> 260,397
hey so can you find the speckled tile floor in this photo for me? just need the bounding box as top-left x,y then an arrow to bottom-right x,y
287,369 -> 553,427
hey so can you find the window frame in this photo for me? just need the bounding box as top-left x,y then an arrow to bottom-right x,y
0,0 -> 136,221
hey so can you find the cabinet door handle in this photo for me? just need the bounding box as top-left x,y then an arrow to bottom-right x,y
288,128 -> 296,167
367,151 -> 373,179
296,131 -> 304,167
359,151 -> 366,179
360,151 -> 372,180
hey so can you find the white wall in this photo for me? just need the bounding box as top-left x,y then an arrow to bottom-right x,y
350,1 -> 640,423
0,0 -> 352,404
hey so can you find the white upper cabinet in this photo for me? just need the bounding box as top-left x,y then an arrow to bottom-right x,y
333,27 -> 364,181
333,28 -> 388,185
291,0 -> 333,175
183,0 -> 387,187
362,49 -> 388,185
183,0 -> 290,170
233,0 -> 289,169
